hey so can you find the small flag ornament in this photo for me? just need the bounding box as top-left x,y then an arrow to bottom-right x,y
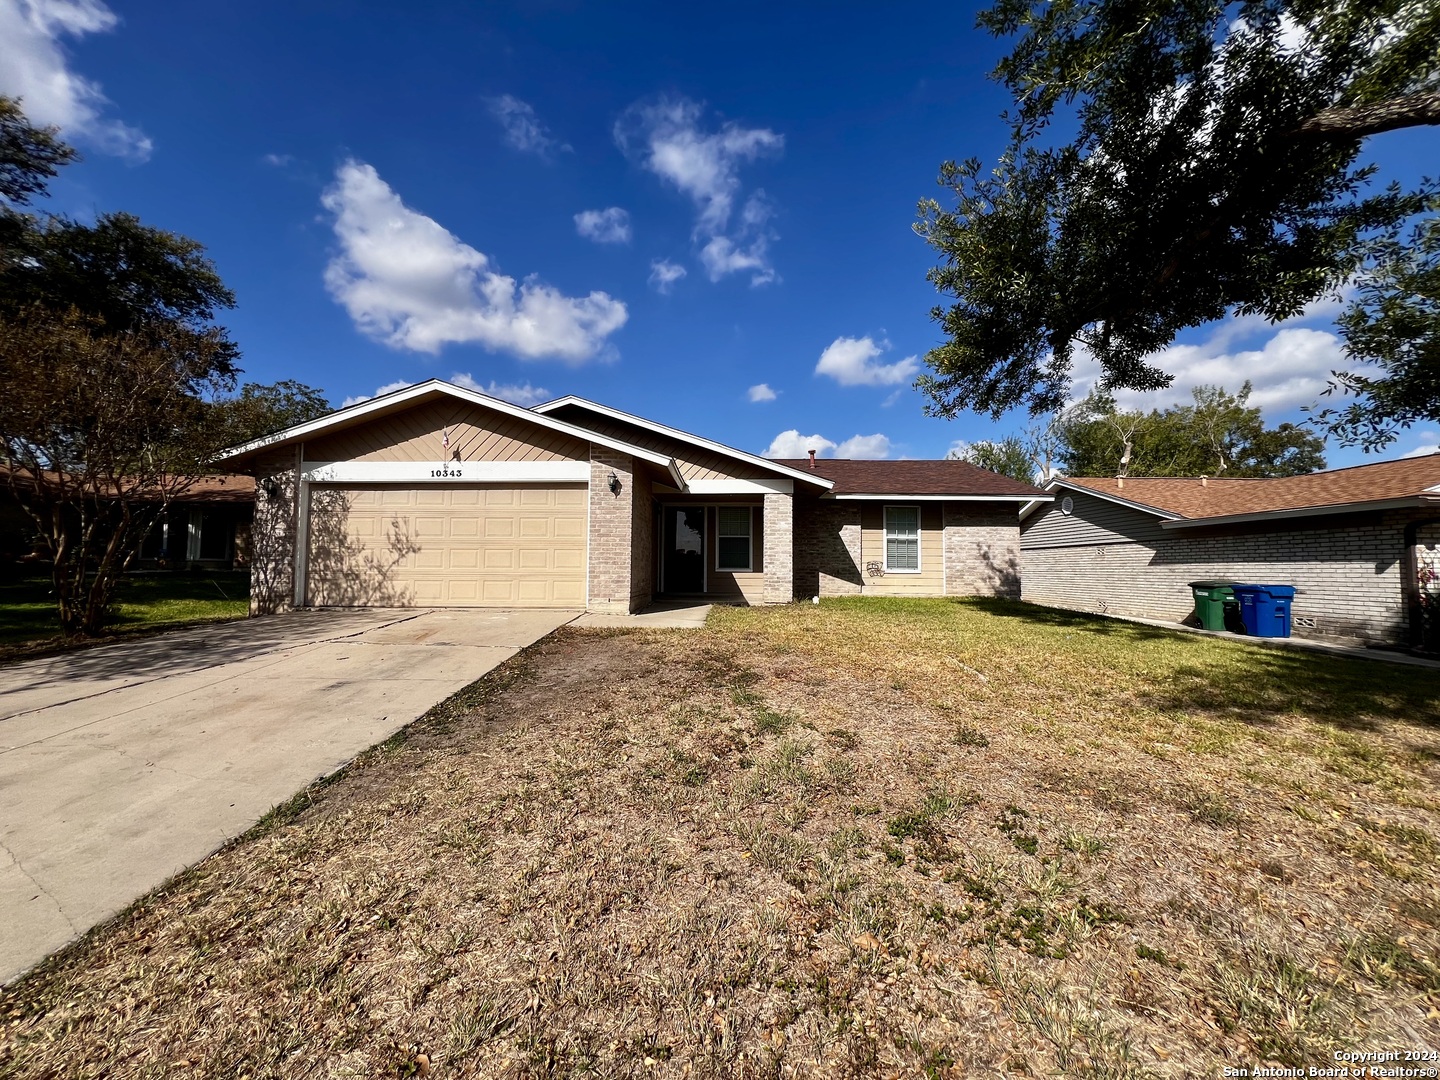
441,427 -> 450,452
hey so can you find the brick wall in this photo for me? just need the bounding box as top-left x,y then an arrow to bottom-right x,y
249,449 -> 299,615
793,499 -> 864,598
629,464 -> 654,610
1023,498 -> 1431,645
943,505 -> 1022,598
762,491 -> 794,604
588,448 -> 638,613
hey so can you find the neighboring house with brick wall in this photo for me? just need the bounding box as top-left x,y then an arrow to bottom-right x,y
215,380 -> 1047,616
1019,457 -> 1440,648
0,466 -> 254,571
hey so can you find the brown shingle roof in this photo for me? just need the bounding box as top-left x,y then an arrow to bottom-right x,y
768,458 -> 1047,497
0,466 -> 254,504
1062,455 -> 1440,519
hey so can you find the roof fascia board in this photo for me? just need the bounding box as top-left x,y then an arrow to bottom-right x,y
533,395 -> 834,490
215,380 -> 673,471
1158,496 -> 1433,529
1048,479 -> 1184,520
826,493 -> 1050,502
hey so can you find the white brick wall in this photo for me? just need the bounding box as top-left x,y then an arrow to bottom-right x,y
762,491 -> 794,604
793,501 -> 864,597
1023,503 -> 1427,645
943,506 -> 1021,598
587,448 -> 639,614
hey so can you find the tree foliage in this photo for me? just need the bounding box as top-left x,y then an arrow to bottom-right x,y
916,0 -> 1440,420
1314,215 -> 1440,448
947,435 -> 1037,484
0,97 -> 75,207
0,98 -> 243,636
212,380 -> 332,446
1058,383 -> 1327,477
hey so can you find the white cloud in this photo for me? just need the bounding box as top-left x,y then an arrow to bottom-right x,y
340,375 -> 551,409
341,379 -> 412,407
1401,432 -> 1440,459
448,373 -> 550,407
763,429 -> 891,459
261,152 -> 293,167
321,160 -> 627,362
574,207 -> 631,245
836,434 -> 892,459
1067,297 -> 1364,414
487,94 -> 569,157
747,383 -> 777,403
765,430 -> 836,457
615,96 -> 783,284
648,258 -> 687,294
0,0 -> 150,160
814,336 -> 920,388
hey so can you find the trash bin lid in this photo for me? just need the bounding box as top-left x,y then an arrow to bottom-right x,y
1188,579 -> 1241,589
1249,584 -> 1296,599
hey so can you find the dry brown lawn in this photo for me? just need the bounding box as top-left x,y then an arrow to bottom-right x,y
2,597 -> 1439,1079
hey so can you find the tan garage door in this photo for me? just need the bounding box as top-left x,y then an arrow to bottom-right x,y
306,484 -> 586,608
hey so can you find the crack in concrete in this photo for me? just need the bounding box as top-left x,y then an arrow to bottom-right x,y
0,836 -> 75,934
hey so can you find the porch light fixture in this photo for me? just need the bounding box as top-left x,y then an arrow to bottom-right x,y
260,477 -> 280,498
607,471 -> 622,496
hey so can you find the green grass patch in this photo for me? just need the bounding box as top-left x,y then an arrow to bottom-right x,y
0,570 -> 250,651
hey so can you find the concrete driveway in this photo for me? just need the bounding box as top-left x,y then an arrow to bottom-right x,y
0,607 -> 577,984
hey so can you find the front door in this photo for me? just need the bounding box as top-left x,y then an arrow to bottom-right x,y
663,507 -> 705,594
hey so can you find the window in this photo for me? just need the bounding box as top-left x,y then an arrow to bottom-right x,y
884,506 -> 920,572
716,506 -> 753,571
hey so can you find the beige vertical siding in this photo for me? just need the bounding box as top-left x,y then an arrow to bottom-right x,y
858,503 -> 945,596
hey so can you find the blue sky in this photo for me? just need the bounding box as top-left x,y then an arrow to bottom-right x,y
5,0 -> 1437,467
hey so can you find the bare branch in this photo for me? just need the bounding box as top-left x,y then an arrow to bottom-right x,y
1293,90 -> 1440,142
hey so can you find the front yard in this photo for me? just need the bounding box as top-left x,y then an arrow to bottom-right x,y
0,570 -> 250,659
1,598 -> 1437,1077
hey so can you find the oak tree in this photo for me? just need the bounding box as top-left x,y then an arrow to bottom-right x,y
916,0 -> 1440,425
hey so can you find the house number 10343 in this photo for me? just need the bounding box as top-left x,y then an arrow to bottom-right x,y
430,467 -> 463,478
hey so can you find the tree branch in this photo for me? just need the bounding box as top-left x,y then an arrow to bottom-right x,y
1293,90 -> 1440,141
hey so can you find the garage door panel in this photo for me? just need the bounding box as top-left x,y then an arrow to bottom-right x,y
307,483 -> 585,608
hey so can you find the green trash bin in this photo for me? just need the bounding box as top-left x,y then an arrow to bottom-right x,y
1188,580 -> 1240,632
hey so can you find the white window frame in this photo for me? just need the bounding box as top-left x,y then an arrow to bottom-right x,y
883,504 -> 922,574
714,505 -> 754,573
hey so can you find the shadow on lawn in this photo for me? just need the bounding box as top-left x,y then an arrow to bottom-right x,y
1151,653 -> 1440,731
957,597 -> 1440,731
956,596 -> 1199,643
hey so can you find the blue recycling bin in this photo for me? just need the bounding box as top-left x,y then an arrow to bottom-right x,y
1232,585 -> 1296,638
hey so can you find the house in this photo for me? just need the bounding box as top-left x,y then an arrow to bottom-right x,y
1019,457 -> 1440,648
131,475 -> 255,571
0,467 -> 254,572
215,380 -> 1048,615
